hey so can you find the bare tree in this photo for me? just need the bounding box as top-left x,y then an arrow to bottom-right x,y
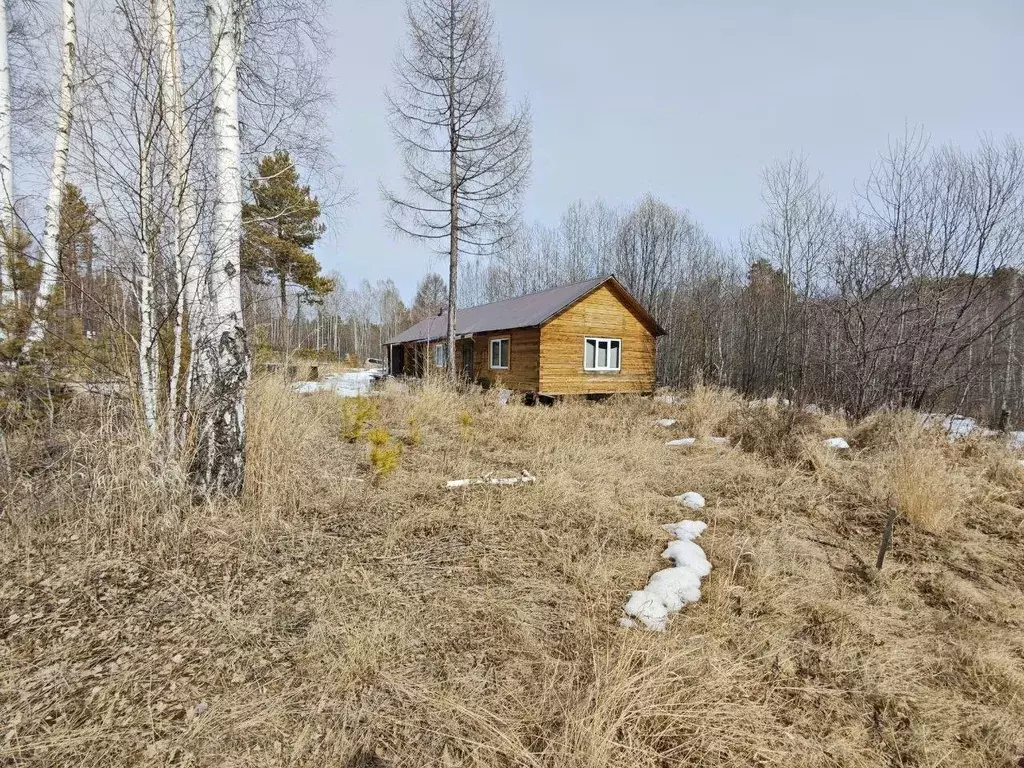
385,0 -> 530,376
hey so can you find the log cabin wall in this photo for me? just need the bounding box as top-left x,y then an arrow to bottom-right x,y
539,283 -> 657,395
471,327 -> 541,391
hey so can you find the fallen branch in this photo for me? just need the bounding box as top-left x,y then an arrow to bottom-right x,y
446,470 -> 537,489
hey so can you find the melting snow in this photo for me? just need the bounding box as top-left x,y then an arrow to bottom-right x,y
654,418 -> 678,427
622,518 -> 712,631
666,437 -> 697,447
666,436 -> 730,448
661,520 -> 707,541
674,492 -> 706,510
823,437 -> 850,450
292,369 -> 379,397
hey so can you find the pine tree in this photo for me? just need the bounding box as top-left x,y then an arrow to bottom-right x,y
242,150 -> 332,323
410,272 -> 446,322
56,183 -> 95,324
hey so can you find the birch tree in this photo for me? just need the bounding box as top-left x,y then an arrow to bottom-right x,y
191,0 -> 248,495
0,0 -> 13,312
385,0 -> 530,376
24,0 -> 75,348
153,0 -> 202,445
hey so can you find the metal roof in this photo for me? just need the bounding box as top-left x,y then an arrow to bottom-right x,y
385,275 -> 665,345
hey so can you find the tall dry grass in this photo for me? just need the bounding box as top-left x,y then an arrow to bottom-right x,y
1,380 -> 1022,767
881,429 -> 972,533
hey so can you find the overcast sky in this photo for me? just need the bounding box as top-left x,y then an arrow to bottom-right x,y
321,0 -> 1023,301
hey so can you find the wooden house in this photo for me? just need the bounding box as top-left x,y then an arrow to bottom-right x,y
384,275 -> 666,396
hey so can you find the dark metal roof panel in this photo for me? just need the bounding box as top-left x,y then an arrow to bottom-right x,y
386,276 -> 608,344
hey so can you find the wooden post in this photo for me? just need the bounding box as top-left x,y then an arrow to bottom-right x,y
876,507 -> 898,570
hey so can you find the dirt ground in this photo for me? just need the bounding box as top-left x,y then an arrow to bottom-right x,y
2,378 -> 1023,766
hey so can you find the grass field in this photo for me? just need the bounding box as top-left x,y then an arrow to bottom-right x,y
2,378 -> 1023,766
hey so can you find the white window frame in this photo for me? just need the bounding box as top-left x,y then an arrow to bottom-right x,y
433,343 -> 448,368
584,337 -> 621,372
490,337 -> 510,370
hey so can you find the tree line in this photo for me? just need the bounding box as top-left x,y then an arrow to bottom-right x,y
455,133 -> 1024,423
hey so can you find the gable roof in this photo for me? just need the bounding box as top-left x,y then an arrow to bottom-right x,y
386,275 -> 666,345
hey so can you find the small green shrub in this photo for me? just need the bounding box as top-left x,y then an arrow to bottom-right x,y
368,427 -> 401,478
341,396 -> 377,441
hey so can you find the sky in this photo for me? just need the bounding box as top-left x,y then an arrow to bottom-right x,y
321,0 -> 1024,301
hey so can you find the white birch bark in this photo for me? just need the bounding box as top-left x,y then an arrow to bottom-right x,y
25,0 -> 76,347
136,141 -> 158,433
0,0 -> 14,312
153,0 -> 202,446
192,0 -> 248,494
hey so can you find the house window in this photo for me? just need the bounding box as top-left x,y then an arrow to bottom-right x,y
490,337 -> 510,369
584,337 -> 621,371
433,343 -> 448,368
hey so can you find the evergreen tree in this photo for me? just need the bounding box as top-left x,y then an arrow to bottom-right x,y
242,150 -> 332,321
410,272 -> 447,322
56,183 -> 96,324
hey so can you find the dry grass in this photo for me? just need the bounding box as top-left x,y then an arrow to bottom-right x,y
881,429 -> 972,533
2,381 -> 1023,766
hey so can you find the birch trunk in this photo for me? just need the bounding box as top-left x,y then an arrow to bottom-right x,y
137,157 -> 158,433
153,0 -> 201,446
192,0 -> 248,495
0,0 -> 13,312
25,0 -> 76,347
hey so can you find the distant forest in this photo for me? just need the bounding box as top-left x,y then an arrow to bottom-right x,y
267,133 -> 1024,424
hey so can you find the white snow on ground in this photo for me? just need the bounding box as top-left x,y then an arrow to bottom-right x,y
1009,431 -> 1024,450
666,436 -> 730,447
654,418 -> 677,427
622,518 -> 712,631
662,539 -> 712,576
823,437 -> 850,450
292,369 -> 379,397
918,413 -> 998,441
666,437 -> 697,447
674,491 -> 706,510
661,519 -> 707,541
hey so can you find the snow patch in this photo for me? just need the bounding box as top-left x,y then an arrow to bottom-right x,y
622,519 -> 712,631
1008,431 -> 1024,450
662,539 -> 712,576
661,520 -> 707,541
823,437 -> 850,450
292,369 -> 379,398
674,491 -> 706,510
654,418 -> 677,427
666,437 -> 697,447
666,436 -> 730,448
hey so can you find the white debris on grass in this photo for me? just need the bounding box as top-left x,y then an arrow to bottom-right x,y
654,418 -> 677,427
292,369 -> 379,397
674,491 -> 706,510
622,519 -> 712,631
823,437 -> 850,450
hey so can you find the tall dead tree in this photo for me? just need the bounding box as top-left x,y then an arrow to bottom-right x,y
385,0 -> 530,376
